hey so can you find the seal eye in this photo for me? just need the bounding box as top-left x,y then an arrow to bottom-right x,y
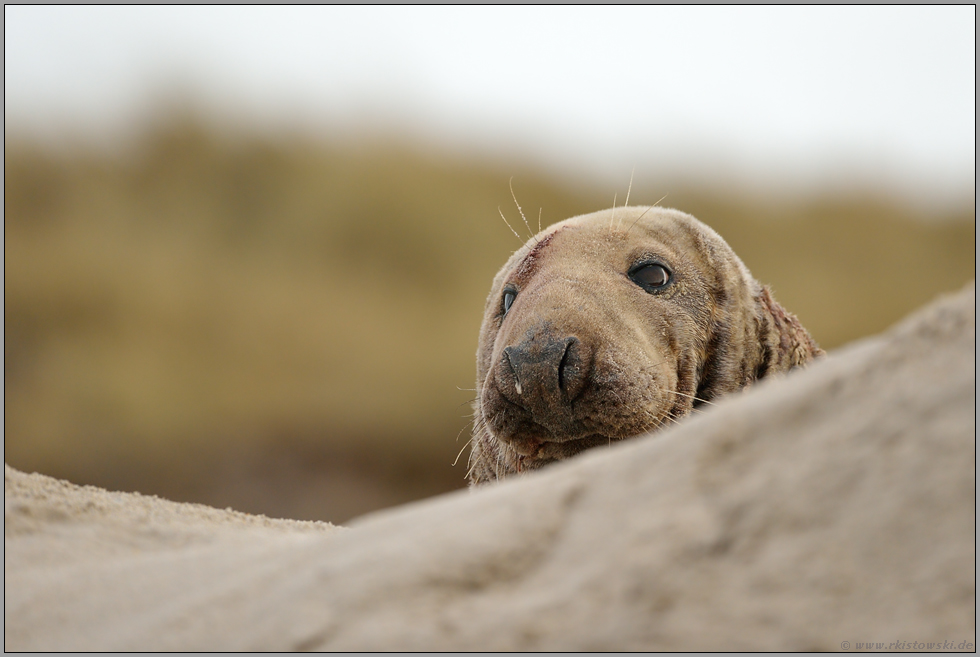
629,263 -> 671,291
502,289 -> 517,315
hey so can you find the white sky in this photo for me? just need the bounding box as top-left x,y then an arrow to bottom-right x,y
4,6 -> 976,204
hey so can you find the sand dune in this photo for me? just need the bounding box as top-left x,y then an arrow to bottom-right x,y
5,284 -> 975,651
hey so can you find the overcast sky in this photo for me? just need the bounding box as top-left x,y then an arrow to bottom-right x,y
4,6 -> 976,203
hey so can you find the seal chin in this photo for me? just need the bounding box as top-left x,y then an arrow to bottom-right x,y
510,432 -> 615,464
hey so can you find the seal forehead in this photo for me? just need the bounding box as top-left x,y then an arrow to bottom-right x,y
574,207 -> 745,282
504,208 -> 704,288
509,227 -> 566,282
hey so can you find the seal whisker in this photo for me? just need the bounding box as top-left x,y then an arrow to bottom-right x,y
509,177 -> 538,243
654,410 -> 686,430
620,167 -> 636,230
464,444 -> 480,481
487,412 -> 505,480
625,194 -> 669,235
498,206 -> 525,244
664,389 -> 716,407
452,438 -> 473,467
639,406 -> 679,430
470,416 -> 489,439
624,167 -> 635,208
455,418 -> 477,443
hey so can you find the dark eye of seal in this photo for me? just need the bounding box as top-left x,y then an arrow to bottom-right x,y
502,289 -> 517,315
628,263 -> 671,291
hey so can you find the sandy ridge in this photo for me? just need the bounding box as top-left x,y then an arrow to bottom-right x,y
5,283 -> 975,651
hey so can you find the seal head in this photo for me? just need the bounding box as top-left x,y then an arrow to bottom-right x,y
468,206 -> 823,484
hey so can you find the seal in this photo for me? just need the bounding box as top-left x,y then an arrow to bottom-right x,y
467,205 -> 824,484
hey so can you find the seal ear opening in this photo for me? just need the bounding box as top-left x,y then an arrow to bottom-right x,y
754,286 -> 824,379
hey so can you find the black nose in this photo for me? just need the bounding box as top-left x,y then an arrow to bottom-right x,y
498,331 -> 589,434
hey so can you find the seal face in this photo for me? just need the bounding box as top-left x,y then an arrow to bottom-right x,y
468,206 -> 824,485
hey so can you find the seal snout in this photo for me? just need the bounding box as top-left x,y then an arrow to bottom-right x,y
495,329 -> 590,440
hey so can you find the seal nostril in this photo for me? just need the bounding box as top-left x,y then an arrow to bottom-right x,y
504,347 -> 523,396
557,337 -> 577,393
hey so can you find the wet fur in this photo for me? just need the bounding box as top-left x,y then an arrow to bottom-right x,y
468,206 -> 823,485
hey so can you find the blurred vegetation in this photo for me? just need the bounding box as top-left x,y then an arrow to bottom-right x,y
4,117 -> 975,522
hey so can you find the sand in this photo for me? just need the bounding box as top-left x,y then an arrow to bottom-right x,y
5,284 -> 975,651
